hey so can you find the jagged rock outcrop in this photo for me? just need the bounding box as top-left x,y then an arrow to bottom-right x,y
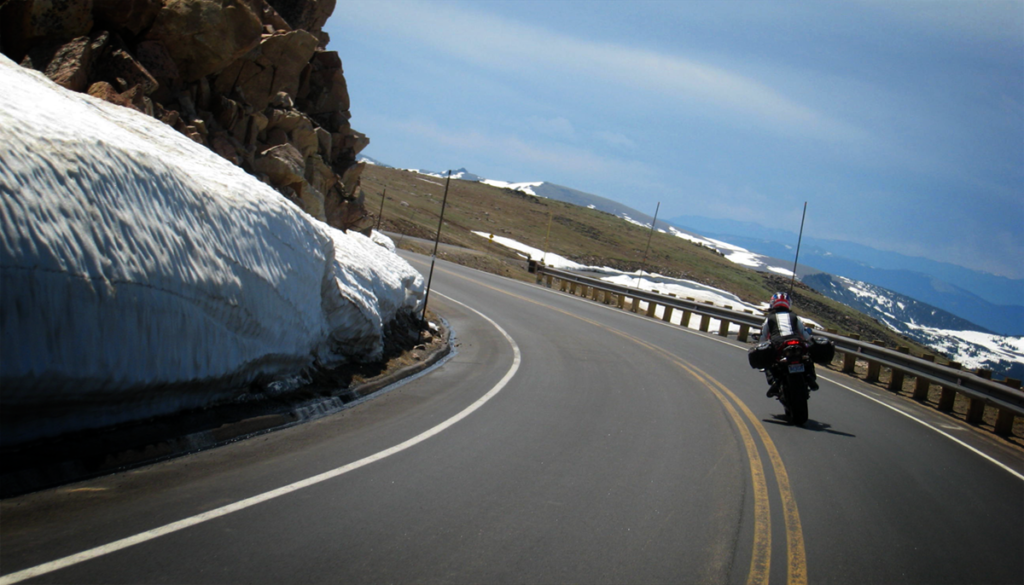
1,0 -> 369,229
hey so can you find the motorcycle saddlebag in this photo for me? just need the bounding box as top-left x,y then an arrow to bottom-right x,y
809,336 -> 836,365
747,342 -> 774,370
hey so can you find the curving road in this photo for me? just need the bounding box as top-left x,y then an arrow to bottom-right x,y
2,254 -> 1022,584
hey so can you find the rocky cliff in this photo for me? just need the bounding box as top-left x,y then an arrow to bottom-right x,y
1,0 -> 369,230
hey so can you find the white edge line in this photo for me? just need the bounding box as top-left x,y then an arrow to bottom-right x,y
0,292 -> 521,585
822,376 -> 1024,482
594,285 -> 1024,482
540,280 -> 1019,483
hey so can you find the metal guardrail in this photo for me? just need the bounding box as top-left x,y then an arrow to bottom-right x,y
535,264 -> 1024,434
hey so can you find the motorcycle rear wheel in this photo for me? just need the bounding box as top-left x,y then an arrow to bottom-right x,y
788,393 -> 808,426
784,376 -> 809,426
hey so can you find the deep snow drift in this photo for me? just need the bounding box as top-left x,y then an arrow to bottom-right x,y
0,56 -> 424,446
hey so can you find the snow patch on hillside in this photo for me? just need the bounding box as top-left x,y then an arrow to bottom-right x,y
0,55 -> 424,445
480,179 -> 544,196
905,324 -> 1024,373
812,274 -> 1023,377
473,232 -> 763,328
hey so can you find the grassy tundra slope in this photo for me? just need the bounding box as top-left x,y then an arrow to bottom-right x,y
360,164 -> 932,356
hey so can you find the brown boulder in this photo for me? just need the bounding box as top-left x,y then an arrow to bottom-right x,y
337,160 -> 364,199
213,30 -> 318,111
87,80 -> 136,109
291,122 -> 319,158
210,131 -> 239,165
315,127 -> 331,161
265,0 -> 335,33
301,50 -> 349,120
325,183 -> 365,230
92,0 -> 161,36
1,0 -> 93,61
43,36 -> 93,92
144,0 -> 263,82
304,155 -> 336,196
265,126 -> 289,147
294,179 -> 326,221
266,108 -> 307,133
213,95 -> 241,131
135,40 -> 180,101
218,56 -> 275,110
253,143 -> 305,187
94,43 -> 159,95
260,2 -> 291,32
245,110 -> 268,145
260,30 -> 318,97
331,128 -> 368,164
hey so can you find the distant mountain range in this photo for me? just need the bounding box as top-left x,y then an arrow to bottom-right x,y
666,215 -> 1024,337
803,273 -> 1023,379
357,155 -> 1023,372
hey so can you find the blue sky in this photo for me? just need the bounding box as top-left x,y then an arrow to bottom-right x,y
326,0 -> 1024,279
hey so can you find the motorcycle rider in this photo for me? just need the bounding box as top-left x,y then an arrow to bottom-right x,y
760,291 -> 819,397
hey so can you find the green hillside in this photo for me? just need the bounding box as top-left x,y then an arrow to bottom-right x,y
361,165 -> 932,356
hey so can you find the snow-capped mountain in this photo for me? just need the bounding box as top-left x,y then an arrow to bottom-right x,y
803,273 -> 1023,379
668,214 -> 1024,336
357,154 -> 393,168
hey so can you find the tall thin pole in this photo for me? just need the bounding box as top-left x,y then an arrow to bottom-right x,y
421,171 -> 452,323
789,202 -> 807,295
541,209 -> 553,264
375,188 -> 386,232
635,202 -> 660,289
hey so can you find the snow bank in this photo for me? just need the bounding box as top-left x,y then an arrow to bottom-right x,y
472,231 -> 584,270
0,56 -> 424,446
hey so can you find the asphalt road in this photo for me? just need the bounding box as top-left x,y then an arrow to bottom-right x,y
2,255 -> 1022,584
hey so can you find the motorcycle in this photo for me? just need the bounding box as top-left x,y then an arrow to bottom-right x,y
748,336 -> 833,426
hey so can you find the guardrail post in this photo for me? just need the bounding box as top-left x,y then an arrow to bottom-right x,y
937,361 -> 961,412
994,378 -> 1021,435
545,274 -> 553,288
718,307 -> 732,336
888,346 -> 910,392
631,297 -> 640,313
663,305 -> 674,323
842,334 -> 860,373
965,369 -> 991,424
738,323 -> 750,343
699,301 -> 713,332
646,299 -> 658,318
569,282 -> 578,295
912,354 -> 935,400
560,279 -> 567,292
617,294 -> 625,309
590,286 -> 599,301
865,340 -> 885,383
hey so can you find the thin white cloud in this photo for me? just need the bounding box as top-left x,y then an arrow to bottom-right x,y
364,114 -> 657,179
525,116 -> 576,141
593,131 -> 637,150
346,1 -> 866,141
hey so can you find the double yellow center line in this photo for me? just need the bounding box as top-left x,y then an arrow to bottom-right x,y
431,264 -> 807,584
